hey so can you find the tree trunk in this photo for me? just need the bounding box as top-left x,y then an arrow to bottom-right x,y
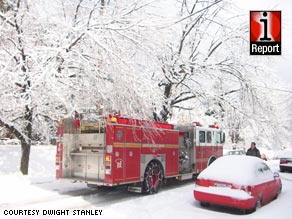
154,82 -> 172,122
20,141 -> 31,175
160,83 -> 172,122
20,106 -> 33,175
0,115 -> 32,175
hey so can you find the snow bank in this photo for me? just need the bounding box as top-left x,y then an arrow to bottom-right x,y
0,145 -> 292,219
0,145 -> 86,205
0,145 -> 55,179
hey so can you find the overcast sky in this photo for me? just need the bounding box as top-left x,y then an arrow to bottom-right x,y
235,0 -> 292,85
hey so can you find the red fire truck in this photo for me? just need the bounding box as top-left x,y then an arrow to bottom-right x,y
56,112 -> 225,193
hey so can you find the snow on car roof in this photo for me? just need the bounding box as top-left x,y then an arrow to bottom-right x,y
197,155 -> 271,186
279,149 -> 292,159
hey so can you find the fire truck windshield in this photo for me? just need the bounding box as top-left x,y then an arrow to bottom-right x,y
216,131 -> 225,144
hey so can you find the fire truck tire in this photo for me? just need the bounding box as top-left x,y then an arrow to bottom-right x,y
143,161 -> 163,194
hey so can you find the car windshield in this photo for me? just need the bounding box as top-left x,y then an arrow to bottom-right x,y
229,150 -> 243,155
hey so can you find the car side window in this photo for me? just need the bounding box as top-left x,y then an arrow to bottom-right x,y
256,163 -> 273,179
257,166 -> 263,175
262,163 -> 272,174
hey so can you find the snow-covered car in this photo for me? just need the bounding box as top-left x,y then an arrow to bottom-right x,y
194,155 -> 282,214
279,149 -> 292,172
225,149 -> 245,156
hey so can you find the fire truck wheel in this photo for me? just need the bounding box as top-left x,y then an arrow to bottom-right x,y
143,161 -> 163,194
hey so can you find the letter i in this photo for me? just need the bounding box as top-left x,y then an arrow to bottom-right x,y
260,12 -> 271,41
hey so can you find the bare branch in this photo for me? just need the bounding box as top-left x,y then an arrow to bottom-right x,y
0,118 -> 28,144
66,33 -> 85,52
174,0 -> 223,24
171,94 -> 196,106
73,0 -> 84,26
0,12 -> 15,27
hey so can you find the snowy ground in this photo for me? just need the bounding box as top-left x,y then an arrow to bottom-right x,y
0,145 -> 291,219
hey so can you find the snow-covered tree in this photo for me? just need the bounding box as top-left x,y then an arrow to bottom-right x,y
151,0 -> 252,121
0,0 -> 160,174
149,0 -> 289,149
0,0 -> 291,176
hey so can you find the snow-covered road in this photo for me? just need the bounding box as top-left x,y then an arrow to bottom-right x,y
0,145 -> 291,219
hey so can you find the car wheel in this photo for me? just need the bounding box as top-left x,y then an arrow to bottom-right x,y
200,202 -> 210,207
275,185 -> 282,199
256,195 -> 262,209
241,208 -> 255,214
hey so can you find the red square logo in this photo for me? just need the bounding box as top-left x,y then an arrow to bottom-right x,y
250,11 -> 281,55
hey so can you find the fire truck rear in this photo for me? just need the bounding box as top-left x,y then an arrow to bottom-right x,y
56,112 -> 225,193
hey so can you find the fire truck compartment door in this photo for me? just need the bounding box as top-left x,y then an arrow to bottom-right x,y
71,153 -> 104,182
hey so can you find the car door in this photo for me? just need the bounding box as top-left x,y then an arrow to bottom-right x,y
263,164 -> 281,201
255,163 -> 275,204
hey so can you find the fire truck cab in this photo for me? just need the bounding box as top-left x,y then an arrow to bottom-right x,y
56,112 -> 224,194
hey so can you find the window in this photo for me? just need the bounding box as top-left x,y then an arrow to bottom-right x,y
262,163 -> 272,173
184,132 -> 190,139
216,131 -> 221,143
184,132 -> 192,147
256,163 -> 273,178
199,131 -> 205,143
207,131 -> 212,143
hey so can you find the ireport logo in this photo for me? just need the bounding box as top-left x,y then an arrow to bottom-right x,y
250,11 -> 281,55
